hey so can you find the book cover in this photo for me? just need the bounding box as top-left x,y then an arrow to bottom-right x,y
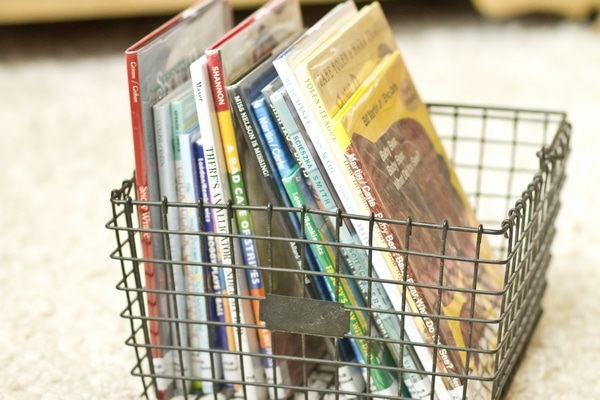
124,1 -> 232,398
192,137 -> 226,390
331,50 -> 505,400
152,82 -> 192,395
263,78 -> 434,400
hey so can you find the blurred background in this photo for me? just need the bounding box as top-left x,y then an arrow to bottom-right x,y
1,0 -> 598,399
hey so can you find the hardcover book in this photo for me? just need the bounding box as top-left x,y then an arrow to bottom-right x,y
330,49 -> 505,400
124,1 -> 232,398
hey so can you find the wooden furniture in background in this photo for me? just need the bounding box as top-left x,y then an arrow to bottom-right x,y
0,0 -> 332,25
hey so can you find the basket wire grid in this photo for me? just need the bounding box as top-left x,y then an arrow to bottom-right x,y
107,103 -> 571,400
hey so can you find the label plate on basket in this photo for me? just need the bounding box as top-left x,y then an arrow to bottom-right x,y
260,294 -> 349,338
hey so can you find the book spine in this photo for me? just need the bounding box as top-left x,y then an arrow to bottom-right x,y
206,49 -> 269,400
193,138 -> 226,385
126,51 -> 171,400
153,98 -> 192,395
173,123 -> 216,394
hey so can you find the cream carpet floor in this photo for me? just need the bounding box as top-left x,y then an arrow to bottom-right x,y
1,1 -> 599,399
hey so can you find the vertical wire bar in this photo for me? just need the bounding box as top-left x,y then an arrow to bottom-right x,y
505,111 -> 520,213
197,198 -> 220,397
435,221 -> 453,395
474,107 -> 488,216
264,204 -> 281,400
226,200 -> 247,398
297,204 -> 310,399
333,209 -> 344,398
160,197 -> 189,400
124,195 -> 159,398
111,185 -> 152,399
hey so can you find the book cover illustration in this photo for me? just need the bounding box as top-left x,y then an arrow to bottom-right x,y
331,50 -> 505,400
124,1 -> 232,398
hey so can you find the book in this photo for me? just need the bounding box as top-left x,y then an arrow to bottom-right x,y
330,49 -> 505,400
152,82 -> 192,395
171,88 -> 221,395
189,54 -> 242,394
125,1 -> 232,398
263,78 -> 435,400
192,136 -> 226,391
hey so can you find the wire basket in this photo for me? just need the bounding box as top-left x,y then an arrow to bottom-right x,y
107,103 -> 571,400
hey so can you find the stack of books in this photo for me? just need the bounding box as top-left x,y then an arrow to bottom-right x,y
124,0 -> 505,399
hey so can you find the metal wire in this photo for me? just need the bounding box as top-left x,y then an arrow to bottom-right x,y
106,104 -> 570,400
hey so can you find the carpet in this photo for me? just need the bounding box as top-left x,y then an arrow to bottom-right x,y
0,1 -> 598,399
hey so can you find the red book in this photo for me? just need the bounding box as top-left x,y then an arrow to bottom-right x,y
124,0 -> 232,397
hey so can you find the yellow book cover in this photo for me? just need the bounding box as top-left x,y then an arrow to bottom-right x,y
331,50 -> 505,400
298,1 -> 398,119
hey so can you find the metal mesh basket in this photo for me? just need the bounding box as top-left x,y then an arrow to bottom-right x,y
107,103 -> 571,400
